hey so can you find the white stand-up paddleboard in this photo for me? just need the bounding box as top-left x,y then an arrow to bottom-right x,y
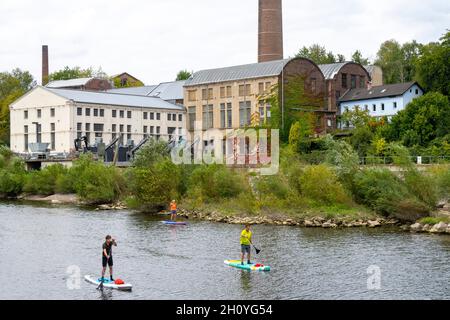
84,275 -> 133,291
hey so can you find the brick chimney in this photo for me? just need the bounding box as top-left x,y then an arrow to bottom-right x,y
42,45 -> 49,86
258,0 -> 283,63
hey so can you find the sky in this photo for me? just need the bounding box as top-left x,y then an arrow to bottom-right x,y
0,0 -> 448,85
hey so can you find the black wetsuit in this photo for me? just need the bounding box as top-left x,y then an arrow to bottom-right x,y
102,242 -> 114,267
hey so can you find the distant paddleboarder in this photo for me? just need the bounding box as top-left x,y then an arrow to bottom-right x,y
240,224 -> 253,265
101,235 -> 117,282
170,200 -> 178,221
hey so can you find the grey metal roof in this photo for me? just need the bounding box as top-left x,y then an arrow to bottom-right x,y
148,80 -> 185,100
339,82 -> 420,102
45,87 -> 184,111
185,59 -> 291,87
46,78 -> 94,88
318,63 -> 348,80
107,86 -> 158,96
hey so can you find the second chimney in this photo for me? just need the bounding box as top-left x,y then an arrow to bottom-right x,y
42,45 -> 49,86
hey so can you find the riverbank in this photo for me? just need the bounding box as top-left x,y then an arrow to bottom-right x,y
13,193 -> 450,235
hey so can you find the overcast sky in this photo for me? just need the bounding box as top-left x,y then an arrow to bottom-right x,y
0,0 -> 448,85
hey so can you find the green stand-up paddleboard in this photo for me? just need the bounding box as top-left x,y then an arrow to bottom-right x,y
224,260 -> 271,272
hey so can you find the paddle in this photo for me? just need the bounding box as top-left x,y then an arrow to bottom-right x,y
253,245 -> 261,255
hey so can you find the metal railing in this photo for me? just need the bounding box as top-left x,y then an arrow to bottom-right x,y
360,156 -> 450,165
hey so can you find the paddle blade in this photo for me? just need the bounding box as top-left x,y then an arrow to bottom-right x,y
254,247 -> 261,255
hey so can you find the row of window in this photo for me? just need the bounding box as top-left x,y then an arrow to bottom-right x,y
343,101 -> 398,113
342,74 -> 365,89
24,123 -> 55,151
187,102 -> 272,130
76,107 -> 183,122
187,81 -> 272,102
24,108 -> 55,119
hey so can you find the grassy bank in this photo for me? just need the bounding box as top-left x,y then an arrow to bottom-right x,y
0,138 -> 449,225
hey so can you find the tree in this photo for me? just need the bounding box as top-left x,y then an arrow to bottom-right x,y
295,44 -> 340,64
49,66 -> 93,81
351,50 -> 370,65
0,69 -> 35,145
415,31 -> 450,96
401,40 -> 422,83
176,70 -> 193,81
389,92 -> 450,147
375,40 -> 405,84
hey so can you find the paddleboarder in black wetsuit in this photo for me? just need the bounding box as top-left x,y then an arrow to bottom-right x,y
101,235 -> 117,282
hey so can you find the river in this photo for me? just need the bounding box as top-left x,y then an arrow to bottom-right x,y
0,202 -> 449,300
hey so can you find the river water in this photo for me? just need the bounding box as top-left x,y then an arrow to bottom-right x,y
0,202 -> 449,300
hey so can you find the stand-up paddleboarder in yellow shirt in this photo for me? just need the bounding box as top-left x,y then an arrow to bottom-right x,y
240,224 -> 253,265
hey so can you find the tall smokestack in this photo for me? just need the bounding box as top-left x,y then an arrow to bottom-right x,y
258,0 -> 283,63
42,45 -> 49,86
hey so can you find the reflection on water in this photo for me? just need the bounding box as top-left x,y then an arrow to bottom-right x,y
0,201 -> 449,300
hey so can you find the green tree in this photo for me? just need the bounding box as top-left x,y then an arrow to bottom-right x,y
389,92 -> 450,147
176,70 -> 193,81
415,31 -> 450,96
351,50 -> 370,65
0,69 -> 35,145
401,40 -> 422,83
295,44 -> 340,64
49,66 -> 93,81
375,40 -> 405,84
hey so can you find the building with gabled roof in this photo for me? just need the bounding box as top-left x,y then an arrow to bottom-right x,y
46,77 -> 113,91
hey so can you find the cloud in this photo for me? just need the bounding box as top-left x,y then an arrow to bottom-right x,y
0,0 -> 448,85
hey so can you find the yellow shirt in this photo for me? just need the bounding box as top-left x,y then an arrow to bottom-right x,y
240,229 -> 252,245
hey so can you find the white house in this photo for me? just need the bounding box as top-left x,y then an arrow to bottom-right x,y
9,86 -> 186,155
338,81 -> 424,128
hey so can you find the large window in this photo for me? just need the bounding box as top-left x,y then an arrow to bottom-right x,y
94,109 -> 98,117
220,103 -> 232,128
112,110 -> 117,118
351,75 -> 357,89
86,108 -> 91,116
188,90 -> 196,102
226,86 -> 232,98
202,105 -> 214,130
127,111 -> 132,119
342,74 -> 348,88
37,109 -> 42,118
50,108 -> 55,117
239,101 -> 251,127
24,125 -> 28,151
188,106 -> 196,130
94,124 -> 104,138
24,110 -> 28,119
239,84 -> 251,97
76,108 -> 82,116
50,123 -> 55,150
202,88 -> 213,100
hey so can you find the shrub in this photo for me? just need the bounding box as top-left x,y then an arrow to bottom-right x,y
23,164 -> 68,196
299,165 -> 351,205
132,138 -> 171,168
128,159 -> 181,211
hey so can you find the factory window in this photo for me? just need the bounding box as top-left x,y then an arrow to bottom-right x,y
93,109 -> 98,117
342,74 -> 348,88
173,113 -> 176,120
143,112 -> 148,120
156,126 -> 161,140
202,88 -> 213,100
239,84 -> 251,97
85,123 -> 90,133
220,103 -> 232,129
50,108 -> 55,117
37,124 -> 42,143
119,110 -> 124,118
188,90 -> 196,102
168,127 -> 176,141
381,103 -> 385,111
127,125 -> 131,133
188,107 -> 196,130
150,126 -> 154,135
77,123 -> 82,131
50,123 -> 55,150
143,126 -> 148,134
86,108 -> 91,116
239,101 -> 251,127
127,111 -> 132,119
220,87 -> 226,99
265,82 -> 271,91
100,109 -> 105,117
112,124 -> 116,132
220,103 -> 226,128
150,112 -> 154,120
76,108 -> 82,116
112,110 -> 117,118
359,76 -> 365,88
226,86 -> 232,98
258,83 -> 264,95
112,132 -> 117,140
24,125 -> 28,152
373,104 -> 377,112
37,109 -> 42,118
259,102 -> 265,125
94,124 -> 104,132
119,125 -> 124,133
156,113 -> 161,120
393,102 -> 397,109
168,114 -> 172,121
178,114 -> 182,122
202,104 -> 214,130
351,75 -> 357,89
24,110 -> 28,119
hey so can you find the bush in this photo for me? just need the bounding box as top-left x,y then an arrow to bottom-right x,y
428,165 -> 450,199
0,155 -> 26,197
187,164 -> 246,202
69,154 -> 126,204
23,164 -> 68,196
299,165 -> 351,205
128,159 -> 181,211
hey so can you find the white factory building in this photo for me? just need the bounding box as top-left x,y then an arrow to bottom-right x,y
9,86 -> 186,155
